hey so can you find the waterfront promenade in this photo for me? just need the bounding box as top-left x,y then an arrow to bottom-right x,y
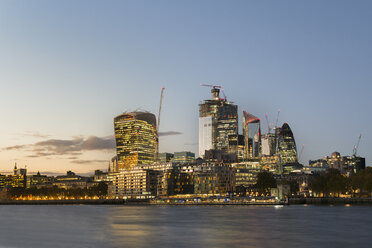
1,197 -> 372,205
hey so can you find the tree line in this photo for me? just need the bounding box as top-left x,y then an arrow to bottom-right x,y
8,182 -> 108,199
310,168 -> 372,197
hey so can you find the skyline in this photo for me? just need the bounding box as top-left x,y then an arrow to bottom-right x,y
1,0 -> 372,173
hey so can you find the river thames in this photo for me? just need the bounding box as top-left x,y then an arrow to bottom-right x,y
0,205 -> 371,248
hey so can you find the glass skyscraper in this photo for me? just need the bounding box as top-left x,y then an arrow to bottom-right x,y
199,88 -> 238,157
242,111 -> 261,159
277,123 -> 298,165
114,111 -> 157,170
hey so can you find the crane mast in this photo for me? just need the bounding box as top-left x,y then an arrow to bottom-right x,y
265,113 -> 271,134
155,87 -> 165,162
352,134 -> 362,157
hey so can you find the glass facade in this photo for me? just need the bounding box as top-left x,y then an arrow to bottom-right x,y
173,152 -> 195,163
233,161 -> 264,187
243,111 -> 261,159
277,123 -> 298,166
199,89 -> 238,157
114,112 -> 157,170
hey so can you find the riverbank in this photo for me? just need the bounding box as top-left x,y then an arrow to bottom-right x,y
1,197 -> 372,205
0,199 -> 148,205
289,197 -> 372,205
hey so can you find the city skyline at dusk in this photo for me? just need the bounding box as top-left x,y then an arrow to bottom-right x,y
1,0 -> 372,174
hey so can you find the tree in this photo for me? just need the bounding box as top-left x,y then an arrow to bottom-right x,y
256,171 -> 277,195
309,169 -> 347,197
281,179 -> 299,196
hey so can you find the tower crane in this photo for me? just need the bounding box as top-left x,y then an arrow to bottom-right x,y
274,109 -> 281,129
155,87 -> 165,162
298,144 -> 305,161
265,113 -> 271,134
200,83 -> 222,89
220,88 -> 227,101
200,83 -> 224,101
352,134 -> 362,157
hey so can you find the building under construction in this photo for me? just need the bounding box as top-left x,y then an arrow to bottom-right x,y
114,111 -> 157,170
199,86 -> 238,157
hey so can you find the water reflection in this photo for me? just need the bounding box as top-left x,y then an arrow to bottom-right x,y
0,205 -> 371,248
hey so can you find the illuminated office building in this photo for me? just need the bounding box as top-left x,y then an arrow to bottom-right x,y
173,151 -> 195,163
114,111 -> 157,170
159,153 -> 174,163
243,111 -> 261,159
232,161 -> 264,187
228,134 -> 245,161
199,88 -> 238,157
277,123 -> 298,165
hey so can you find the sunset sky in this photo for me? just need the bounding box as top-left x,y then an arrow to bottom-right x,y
1,0 -> 372,174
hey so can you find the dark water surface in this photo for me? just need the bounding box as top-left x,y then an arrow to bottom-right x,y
0,205 -> 371,248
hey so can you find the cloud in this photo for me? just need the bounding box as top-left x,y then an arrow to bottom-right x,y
2,136 -> 116,158
184,142 -> 198,146
158,131 -> 182,136
3,145 -> 27,150
70,159 -> 108,165
22,131 -> 51,139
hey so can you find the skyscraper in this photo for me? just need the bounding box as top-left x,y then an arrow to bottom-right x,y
277,123 -> 298,165
242,111 -> 261,159
199,87 -> 238,157
261,133 -> 276,156
114,111 -> 157,170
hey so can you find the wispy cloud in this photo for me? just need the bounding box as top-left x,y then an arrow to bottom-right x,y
184,142 -> 198,146
159,131 -> 182,136
22,131 -> 51,139
3,145 -> 27,150
70,159 -> 108,165
2,136 -> 116,158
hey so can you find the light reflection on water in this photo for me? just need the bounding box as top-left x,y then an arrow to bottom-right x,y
0,205 -> 371,248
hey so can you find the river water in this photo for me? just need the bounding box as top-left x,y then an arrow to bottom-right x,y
0,205 -> 370,248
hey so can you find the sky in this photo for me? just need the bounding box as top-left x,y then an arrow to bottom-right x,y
1,0 -> 372,175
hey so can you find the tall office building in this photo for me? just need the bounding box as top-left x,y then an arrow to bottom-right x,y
173,151 -> 195,163
261,133 -> 276,156
114,111 -> 157,170
277,123 -> 298,165
199,88 -> 238,157
243,111 -> 261,159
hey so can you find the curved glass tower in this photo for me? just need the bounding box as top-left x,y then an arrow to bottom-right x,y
277,123 -> 298,165
114,111 -> 157,170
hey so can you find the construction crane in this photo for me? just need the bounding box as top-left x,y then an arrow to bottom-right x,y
298,144 -> 305,161
155,87 -> 165,162
265,113 -> 271,134
274,109 -> 281,128
220,88 -> 227,101
352,134 -> 362,157
200,83 -> 222,89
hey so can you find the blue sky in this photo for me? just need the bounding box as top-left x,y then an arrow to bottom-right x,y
1,0 -> 371,174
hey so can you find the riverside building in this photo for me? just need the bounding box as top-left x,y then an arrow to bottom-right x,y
114,111 -> 157,170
